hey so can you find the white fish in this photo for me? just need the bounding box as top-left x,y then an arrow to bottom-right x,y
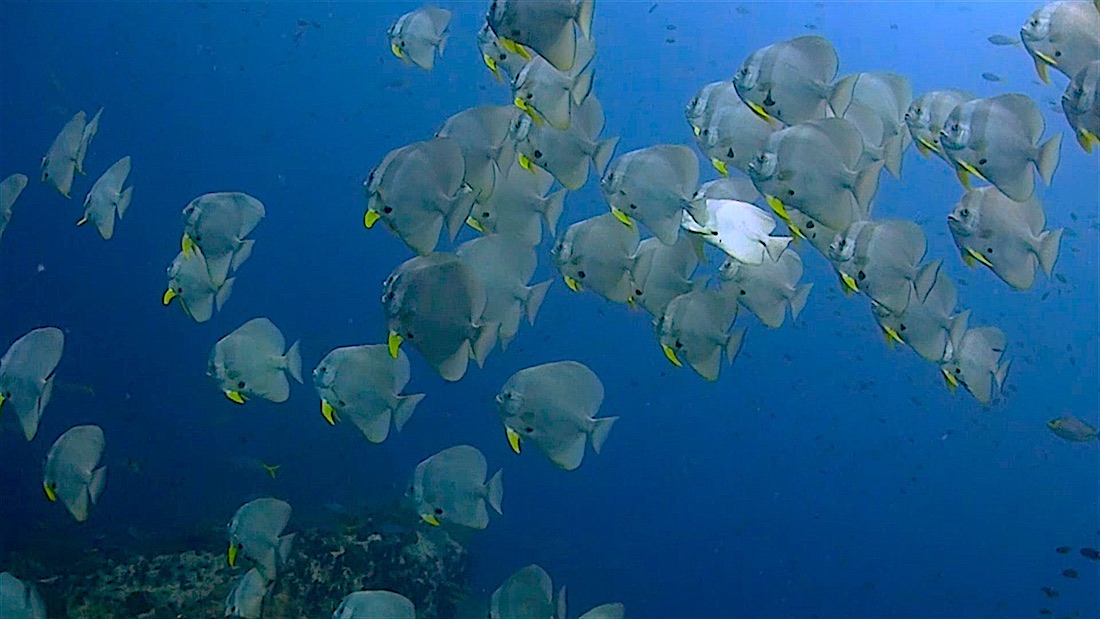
0,572 -> 46,619
227,497 -> 295,581
490,564 -> 566,619
411,444 -> 503,529
364,137 -> 475,255
601,144 -> 701,245
224,568 -> 269,618
487,0 -> 596,72
312,345 -> 424,443
332,590 -> 416,619
40,111 -> 85,198
551,212 -> 640,303
940,94 -> 1061,202
656,289 -> 745,381
388,6 -> 451,71
718,247 -> 812,329
692,176 -> 763,205
208,318 -> 302,404
939,326 -> 1010,405
163,248 -> 235,323
43,424 -> 107,522
496,360 -> 616,471
1062,60 -> 1100,153
181,192 -> 265,287
0,173 -> 29,245
0,327 -> 64,441
457,234 -> 551,349
78,156 -> 133,240
947,186 -> 1062,290
682,198 -> 790,265
382,254 -> 498,381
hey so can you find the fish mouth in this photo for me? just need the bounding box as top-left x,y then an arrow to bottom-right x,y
660,344 -> 683,367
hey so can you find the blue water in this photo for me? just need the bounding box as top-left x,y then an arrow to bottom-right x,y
1,2 -> 1098,617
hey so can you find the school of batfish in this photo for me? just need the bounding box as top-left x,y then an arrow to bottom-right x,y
2,1 -> 1098,617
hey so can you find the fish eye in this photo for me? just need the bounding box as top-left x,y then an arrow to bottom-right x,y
739,289 -> 746,295
960,208 -> 969,217
635,289 -> 643,296
533,149 -> 542,159
383,206 -> 393,214
806,221 -> 815,229
577,270 -> 586,279
1054,50 -> 1061,57
406,332 -> 414,340
434,508 -> 443,515
674,341 -> 682,349
899,324 -> 907,332
524,427 -> 533,433
726,148 -> 734,158
237,381 -> 246,388
857,271 -> 866,281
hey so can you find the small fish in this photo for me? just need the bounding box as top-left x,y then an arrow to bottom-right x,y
0,173 -> 29,245
1047,414 -> 1098,441
1061,568 -> 1078,579
0,572 -> 46,619
43,425 -> 107,522
487,0 -> 595,73
75,107 -> 102,176
387,7 -> 451,71
1040,586 -> 1059,598
333,591 -> 416,619
224,568 -> 269,618
0,327 -> 64,441
600,144 -> 701,244
208,318 -> 302,404
1020,1 -> 1100,84
79,156 -> 133,240
312,345 -> 424,442
496,361 -> 616,470
1080,547 -> 1100,560
180,192 -> 265,287
410,445 -> 502,529
1062,60 -> 1099,153
987,34 -> 1020,46
982,72 -> 1002,82
1055,545 -> 1072,554
227,498 -> 295,581
490,564 -> 565,619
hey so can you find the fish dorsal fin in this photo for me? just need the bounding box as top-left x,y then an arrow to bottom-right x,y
880,72 -> 913,118
422,7 -> 451,37
991,93 -> 1044,143
786,35 -> 838,82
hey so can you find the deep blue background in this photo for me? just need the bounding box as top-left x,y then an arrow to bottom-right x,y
1,2 -> 1097,617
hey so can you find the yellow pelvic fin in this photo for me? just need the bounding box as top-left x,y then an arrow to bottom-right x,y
420,513 -> 442,527
517,152 -> 535,172
0,392 -> 5,414
610,206 -> 634,227
1046,419 -> 1060,430
227,543 -> 238,566
961,252 -> 976,268
500,37 -> 531,59
965,247 -> 994,268
563,275 -> 582,293
955,166 -> 972,188
747,101 -> 777,125
765,195 -> 790,220
387,331 -> 404,358
466,216 -> 485,233
1079,128 -> 1097,153
390,43 -> 404,59
506,426 -> 522,454
225,390 -> 247,405
692,125 -> 701,136
882,325 -> 904,347
363,209 -> 381,229
661,344 -> 683,367
1033,57 -> 1051,84
181,234 -> 195,257
839,271 -> 859,294
483,54 -> 502,81
940,368 -> 959,394
76,215 -> 88,226
321,399 -> 339,425
162,288 -> 178,306
626,296 -> 637,309
710,158 -> 729,177
262,463 -> 280,479
44,482 -> 57,502
916,137 -> 939,156
958,160 -> 987,182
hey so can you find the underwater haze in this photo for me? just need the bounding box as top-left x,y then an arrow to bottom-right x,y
1,1 -> 1098,618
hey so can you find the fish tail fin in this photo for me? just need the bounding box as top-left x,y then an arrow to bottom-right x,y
1037,132 -> 1061,186
283,340 -> 303,383
486,469 -> 504,515
230,239 -> 255,272
853,160 -> 884,212
525,279 -> 552,324
789,283 -> 812,321
828,73 -> 857,116
277,533 -> 296,565
393,393 -> 425,432
763,235 -> 790,262
576,0 -> 595,39
437,31 -> 449,57
555,585 -> 568,619
543,189 -> 566,236
948,310 -> 970,356
592,136 -> 619,177
215,277 -> 235,312
116,186 -> 133,219
589,416 -> 618,454
89,466 -> 108,505
725,327 -> 746,365
1037,228 -> 1062,277
472,322 -> 499,367
571,56 -> 595,106
913,259 -> 943,302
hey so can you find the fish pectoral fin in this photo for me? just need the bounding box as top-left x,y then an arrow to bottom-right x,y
839,271 -> 859,294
